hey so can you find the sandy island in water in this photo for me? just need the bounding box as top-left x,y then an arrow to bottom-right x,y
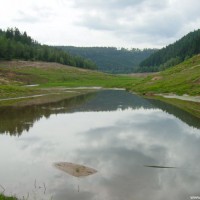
54,162 -> 97,177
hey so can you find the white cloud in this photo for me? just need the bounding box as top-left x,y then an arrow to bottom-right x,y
14,6 -> 56,23
0,0 -> 200,48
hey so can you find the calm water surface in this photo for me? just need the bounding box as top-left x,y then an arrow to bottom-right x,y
0,90 -> 200,200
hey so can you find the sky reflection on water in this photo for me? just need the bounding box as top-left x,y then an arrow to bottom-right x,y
0,90 -> 200,200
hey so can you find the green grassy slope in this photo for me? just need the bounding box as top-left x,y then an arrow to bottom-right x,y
0,194 -> 17,200
0,60 -> 138,99
131,55 -> 200,95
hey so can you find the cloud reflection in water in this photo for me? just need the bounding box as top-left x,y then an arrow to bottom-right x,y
0,91 -> 199,200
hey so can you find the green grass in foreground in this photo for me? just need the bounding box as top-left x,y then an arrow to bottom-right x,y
0,85 -> 41,99
0,194 -> 17,200
130,55 -> 200,95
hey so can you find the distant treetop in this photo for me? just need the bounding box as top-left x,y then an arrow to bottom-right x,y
0,27 -> 97,70
139,29 -> 200,72
57,46 -> 157,74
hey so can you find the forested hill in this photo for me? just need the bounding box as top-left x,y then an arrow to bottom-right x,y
139,29 -> 200,72
0,28 -> 97,70
56,46 -> 157,74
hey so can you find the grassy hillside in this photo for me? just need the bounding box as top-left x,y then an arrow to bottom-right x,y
131,55 -> 200,95
0,60 -> 137,87
0,194 -> 17,200
0,60 -> 138,100
128,55 -> 200,118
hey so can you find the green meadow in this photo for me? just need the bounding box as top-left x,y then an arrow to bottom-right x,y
130,55 -> 200,95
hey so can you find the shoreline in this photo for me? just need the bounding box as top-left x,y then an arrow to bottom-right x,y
0,86 -> 199,119
142,93 -> 200,119
157,94 -> 200,103
0,88 -> 99,107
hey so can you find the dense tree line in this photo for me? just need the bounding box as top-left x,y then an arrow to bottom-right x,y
56,46 -> 157,74
0,28 -> 97,70
139,29 -> 200,72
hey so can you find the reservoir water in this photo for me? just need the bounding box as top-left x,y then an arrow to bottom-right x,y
0,90 -> 200,200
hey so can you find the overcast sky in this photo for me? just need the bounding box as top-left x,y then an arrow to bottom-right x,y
1,0 -> 200,48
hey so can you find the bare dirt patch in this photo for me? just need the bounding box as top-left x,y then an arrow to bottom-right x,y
124,72 -> 159,78
158,94 -> 200,103
151,76 -> 163,81
194,78 -> 200,84
0,60 -> 89,71
0,77 -> 10,84
54,162 -> 97,177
